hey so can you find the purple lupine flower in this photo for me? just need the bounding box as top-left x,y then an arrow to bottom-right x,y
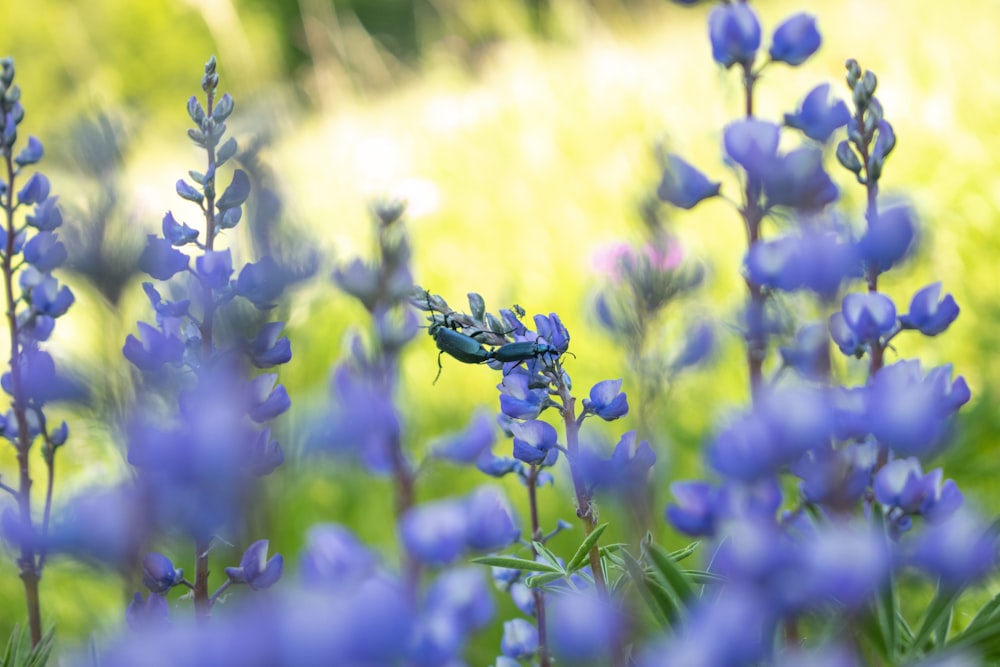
708,2 -> 762,68
908,510 -> 997,590
25,196 -> 62,231
16,171 -> 50,205
22,231 -> 68,272
533,312 -> 570,354
510,419 -> 559,465
498,369 -> 547,419
762,147 -> 839,210
900,282 -> 959,336
784,84 -> 851,143
123,321 -> 185,371
234,255 -> 286,309
125,592 -> 170,631
724,119 -> 780,179
141,282 -> 190,319
832,386 -> 870,442
583,379 -> 629,420
399,499 -> 468,565
866,360 -> 970,457
657,154 -> 721,209
463,486 -> 520,551
299,524 -> 376,587
746,229 -> 859,298
547,590 -> 623,662
779,323 -> 831,380
792,441 -> 874,511
666,480 -> 718,537
707,386 -> 834,481
245,321 -> 292,368
874,458 -> 963,525
610,431 -> 656,486
423,568 -> 494,636
14,136 -> 43,166
829,291 -> 897,356
142,552 -> 184,593
246,374 -> 291,423
788,523 -> 889,611
857,204 -> 916,274
500,618 -> 539,659
225,539 -> 283,590
247,428 -> 284,476
432,410 -> 496,464
195,248 -> 233,290
138,235 -> 189,280
769,14 -> 821,66
161,211 -> 199,246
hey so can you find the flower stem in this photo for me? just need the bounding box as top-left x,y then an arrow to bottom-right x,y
527,465 -> 551,667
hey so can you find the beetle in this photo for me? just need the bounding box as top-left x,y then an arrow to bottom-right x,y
491,339 -> 560,363
432,326 -> 493,383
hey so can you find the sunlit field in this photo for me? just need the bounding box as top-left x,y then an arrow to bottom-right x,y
1,0 -> 999,661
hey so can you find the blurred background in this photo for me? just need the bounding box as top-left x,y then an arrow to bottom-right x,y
1,0 -> 999,659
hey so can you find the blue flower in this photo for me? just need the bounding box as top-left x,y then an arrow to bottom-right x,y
666,480 -> 718,537
784,84 -> 850,143
22,231 -> 67,272
583,379 -> 629,420
224,539 -> 283,590
463,486 -> 520,551
498,369 -> 547,420
138,235 -> 189,280
874,457 -> 962,525
500,618 -> 539,659
708,2 -> 762,68
399,499 -> 468,565
432,410 -> 497,464
510,419 -> 558,465
195,248 -> 233,290
299,523 -> 376,586
161,212 -> 199,246
828,292 -> 897,356
900,282 -> 959,336
762,147 -> 838,210
245,321 -> 292,368
25,196 -> 61,231
858,205 -> 916,274
234,255 -> 286,309
723,119 -> 780,179
141,552 -> 184,593
122,322 -> 185,370
769,13 -> 821,66
548,590 -> 623,662
657,154 -> 721,209
16,172 -> 50,206
909,510 -> 997,590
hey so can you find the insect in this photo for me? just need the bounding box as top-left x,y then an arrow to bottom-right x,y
431,326 -> 493,384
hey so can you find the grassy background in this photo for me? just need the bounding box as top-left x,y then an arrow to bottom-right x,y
1,0 -> 999,658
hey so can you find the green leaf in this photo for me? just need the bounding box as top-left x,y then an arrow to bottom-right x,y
960,589 -> 1000,638
524,571 -> 567,588
621,549 -> 675,627
566,523 -> 608,573
668,541 -> 700,563
470,555 -> 562,574
647,542 -> 696,604
909,586 -> 962,657
683,570 -> 724,585
531,542 -> 565,571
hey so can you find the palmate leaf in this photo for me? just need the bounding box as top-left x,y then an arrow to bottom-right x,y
621,548 -> 678,627
646,542 -> 696,605
471,555 -> 562,574
566,522 -> 608,573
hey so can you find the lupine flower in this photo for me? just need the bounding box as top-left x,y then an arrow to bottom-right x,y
125,592 -> 170,631
399,499 -> 468,565
792,442 -> 874,511
769,13 -> 821,66
431,410 -> 497,464
225,539 -> 284,590
908,510 -> 997,590
829,291 -> 897,356
161,212 -> 199,246
775,643 -> 862,667
463,486 -> 520,551
857,205 -> 916,274
138,235 -> 189,280
510,419 -> 559,465
724,119 -> 780,179
142,552 -> 184,593
832,386 -> 870,442
547,590 -> 623,662
657,154 -> 721,209
673,319 -> 716,369
785,523 -> 889,611
900,282 -> 959,336
708,2 -> 762,68
500,618 -> 539,659
498,369 -> 547,420
583,378 -> 629,420
779,323 -> 831,380
666,480 -> 718,537
122,321 -> 185,370
234,256 -> 287,309
874,458 -> 963,526
299,524 -> 376,587
246,321 -> 293,368
866,360 -> 970,457
762,147 -> 839,210
784,84 -> 851,143
746,229 -> 859,298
